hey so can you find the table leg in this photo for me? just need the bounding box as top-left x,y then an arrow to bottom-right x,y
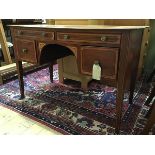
16,60 -> 25,99
115,61 -> 127,134
128,71 -> 137,105
128,58 -> 140,105
115,32 -> 130,134
116,73 -> 137,134
115,30 -> 142,134
81,78 -> 89,91
115,56 -> 139,133
115,87 -> 125,134
57,59 -> 64,83
49,62 -> 54,83
49,61 -> 57,82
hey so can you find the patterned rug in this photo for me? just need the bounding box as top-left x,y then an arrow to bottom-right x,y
0,64 -> 154,135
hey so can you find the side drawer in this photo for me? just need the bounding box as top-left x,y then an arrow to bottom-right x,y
57,32 -> 121,45
14,29 -> 54,40
80,46 -> 119,79
15,38 -> 37,63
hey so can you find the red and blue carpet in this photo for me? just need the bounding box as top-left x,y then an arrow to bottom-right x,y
0,65 -> 154,134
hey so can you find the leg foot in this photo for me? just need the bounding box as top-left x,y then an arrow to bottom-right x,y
16,61 -> 25,99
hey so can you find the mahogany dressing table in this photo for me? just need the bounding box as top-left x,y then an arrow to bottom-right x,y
10,24 -> 147,134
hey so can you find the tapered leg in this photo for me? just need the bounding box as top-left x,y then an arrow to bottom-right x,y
115,61 -> 128,134
115,31 -> 142,134
116,68 -> 138,133
128,71 -> 137,104
57,59 -> 64,83
49,61 -> 57,82
16,60 -> 25,99
115,87 -> 125,134
49,62 -> 54,83
81,79 -> 89,91
115,34 -> 129,134
128,54 -> 141,105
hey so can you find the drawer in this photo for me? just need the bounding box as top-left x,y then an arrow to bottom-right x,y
14,29 -> 54,40
80,46 -> 119,79
57,32 -> 121,45
15,38 -> 37,63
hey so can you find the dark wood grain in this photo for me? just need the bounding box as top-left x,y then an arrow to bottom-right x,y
13,29 -> 54,40
10,25 -> 146,134
115,30 -> 143,134
115,31 -> 130,134
128,30 -> 143,105
80,46 -> 119,79
14,38 -> 37,63
57,32 -> 121,45
16,60 -> 25,99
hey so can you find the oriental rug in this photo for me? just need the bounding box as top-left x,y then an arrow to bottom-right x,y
0,65 -> 154,134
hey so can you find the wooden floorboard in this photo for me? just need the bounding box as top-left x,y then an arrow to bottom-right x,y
0,105 -> 61,135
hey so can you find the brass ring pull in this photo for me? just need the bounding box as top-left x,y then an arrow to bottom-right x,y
94,60 -> 99,64
18,31 -> 23,35
41,32 -> 46,37
101,36 -> 106,41
63,34 -> 70,40
22,48 -> 28,53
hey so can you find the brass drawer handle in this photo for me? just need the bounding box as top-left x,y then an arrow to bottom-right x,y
22,48 -> 28,53
17,30 -> 23,35
100,36 -> 106,41
63,34 -> 70,40
41,32 -> 46,37
94,60 -> 99,64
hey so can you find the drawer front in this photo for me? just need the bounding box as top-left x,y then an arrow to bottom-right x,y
80,46 -> 119,79
14,29 -> 54,40
57,32 -> 121,45
15,38 -> 37,63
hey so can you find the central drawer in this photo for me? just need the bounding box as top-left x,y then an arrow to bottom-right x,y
57,32 -> 121,45
80,46 -> 119,79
